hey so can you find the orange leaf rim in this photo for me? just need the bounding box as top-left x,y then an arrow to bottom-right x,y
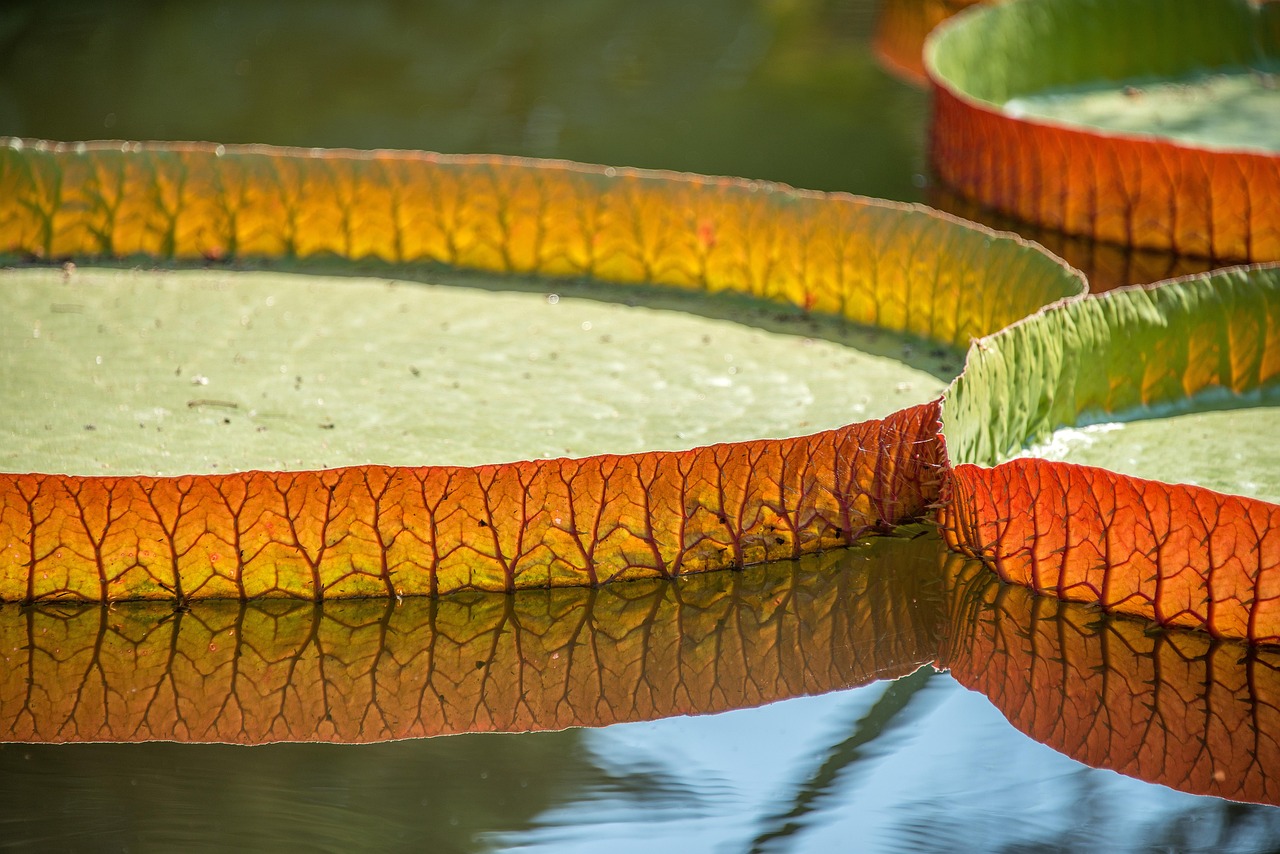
926,0 -> 1280,262
940,264 -> 1280,644
0,137 -> 1083,602
927,183 -> 1227,295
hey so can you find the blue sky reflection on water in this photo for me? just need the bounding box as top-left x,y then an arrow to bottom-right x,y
497,677 -> 1280,854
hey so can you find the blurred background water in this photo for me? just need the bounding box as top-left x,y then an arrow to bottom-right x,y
0,1 -> 1273,851
0,0 -> 928,200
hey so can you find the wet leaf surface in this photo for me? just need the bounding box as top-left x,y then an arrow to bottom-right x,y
1022,406 -> 1280,503
0,266 -> 952,474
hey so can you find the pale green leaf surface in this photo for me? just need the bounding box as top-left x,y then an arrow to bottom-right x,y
1020,406 -> 1280,502
928,0 -> 1270,105
1004,68 -> 1280,153
943,265 -> 1280,470
0,266 -> 952,476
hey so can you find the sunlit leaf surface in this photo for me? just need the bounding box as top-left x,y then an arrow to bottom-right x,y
941,554 -> 1280,806
1,266 -> 956,475
1005,73 -> 1280,155
928,0 -> 1280,261
0,139 -> 1078,349
1023,408 -> 1280,503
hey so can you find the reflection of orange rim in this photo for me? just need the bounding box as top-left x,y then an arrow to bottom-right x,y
926,0 -> 1280,262
942,556 -> 1280,807
0,542 -> 942,743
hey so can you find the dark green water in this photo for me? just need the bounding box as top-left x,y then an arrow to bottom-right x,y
0,0 -> 928,202
0,1 -> 1275,852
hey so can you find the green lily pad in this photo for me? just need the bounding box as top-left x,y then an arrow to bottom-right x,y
926,0 -> 1280,262
0,266 -> 952,476
1020,405 -> 1280,502
928,0 -> 1278,108
943,264 -> 1280,500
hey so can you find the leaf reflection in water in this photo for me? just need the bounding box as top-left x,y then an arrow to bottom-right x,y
2,531 -> 1278,813
941,553 -> 1280,807
0,533 -> 941,745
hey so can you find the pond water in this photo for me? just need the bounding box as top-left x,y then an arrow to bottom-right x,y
2,1 -> 1278,851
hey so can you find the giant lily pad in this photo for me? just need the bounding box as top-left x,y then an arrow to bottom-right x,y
927,0 -> 1280,261
940,264 -> 1280,643
3,137 -> 1280,655
0,139 -> 1080,600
